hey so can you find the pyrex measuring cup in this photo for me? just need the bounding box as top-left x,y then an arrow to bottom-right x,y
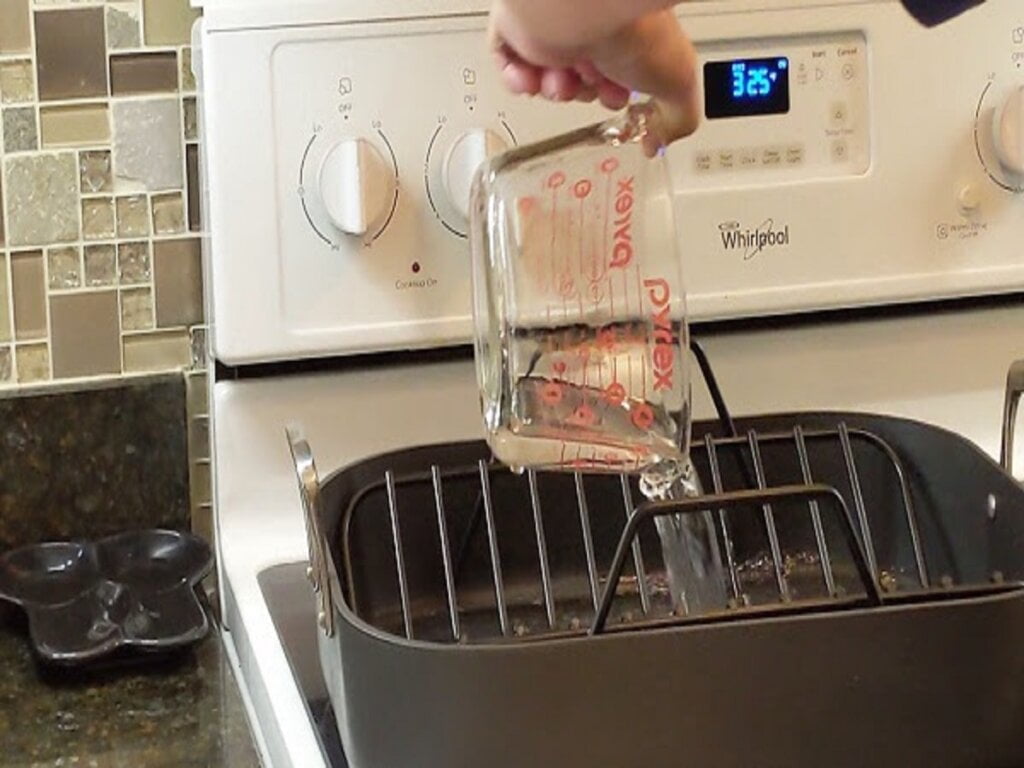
469,102 -> 727,614
470,101 -> 691,482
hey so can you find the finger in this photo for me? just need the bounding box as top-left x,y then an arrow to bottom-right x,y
574,59 -> 603,86
592,11 -> 701,142
493,43 -> 542,95
597,79 -> 631,110
500,58 -> 542,95
540,68 -> 582,101
574,84 -> 599,103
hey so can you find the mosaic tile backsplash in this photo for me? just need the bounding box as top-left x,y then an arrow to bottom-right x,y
0,0 -> 203,386
0,0 -> 212,555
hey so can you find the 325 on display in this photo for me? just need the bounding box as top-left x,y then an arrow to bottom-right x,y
704,57 -> 790,119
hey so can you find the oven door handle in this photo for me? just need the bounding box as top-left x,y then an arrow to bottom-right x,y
1001,360 -> 1024,479
285,423 -> 335,637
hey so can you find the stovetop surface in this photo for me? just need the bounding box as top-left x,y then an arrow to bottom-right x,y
260,562 -> 348,767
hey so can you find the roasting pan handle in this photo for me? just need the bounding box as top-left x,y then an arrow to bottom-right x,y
285,424 -> 335,637
590,484 -> 882,635
1001,360 -> 1024,479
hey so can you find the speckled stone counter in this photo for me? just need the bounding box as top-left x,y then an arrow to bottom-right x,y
0,605 -> 261,767
0,375 -> 190,552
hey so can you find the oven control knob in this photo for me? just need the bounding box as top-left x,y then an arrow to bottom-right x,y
318,138 -> 396,238
443,129 -> 510,220
993,85 -> 1024,179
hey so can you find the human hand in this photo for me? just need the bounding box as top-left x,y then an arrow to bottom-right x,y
488,0 -> 701,143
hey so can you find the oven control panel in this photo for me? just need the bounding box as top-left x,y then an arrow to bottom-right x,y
681,33 -> 870,188
197,0 -> 1024,364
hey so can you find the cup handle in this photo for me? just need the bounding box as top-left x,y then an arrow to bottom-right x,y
636,98 -> 701,156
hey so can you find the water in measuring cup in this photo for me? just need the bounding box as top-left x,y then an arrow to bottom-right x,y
491,321 -> 728,616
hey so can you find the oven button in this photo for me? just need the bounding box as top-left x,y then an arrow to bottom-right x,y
443,129 -> 509,220
829,102 -> 849,126
957,184 -> 982,214
317,138 -> 397,238
831,139 -> 849,163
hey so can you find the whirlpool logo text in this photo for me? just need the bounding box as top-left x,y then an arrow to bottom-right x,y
719,219 -> 790,261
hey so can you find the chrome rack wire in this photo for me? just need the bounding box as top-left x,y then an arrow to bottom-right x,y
353,421 -> 923,644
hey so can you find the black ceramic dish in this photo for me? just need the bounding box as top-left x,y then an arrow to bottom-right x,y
0,530 -> 212,664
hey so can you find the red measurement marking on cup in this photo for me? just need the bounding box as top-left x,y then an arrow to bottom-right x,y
635,264 -> 648,396
541,381 -> 563,406
604,382 -> 626,407
600,157 -> 619,174
552,360 -> 567,376
568,404 -> 597,427
631,402 -> 655,430
548,177 -> 561,306
558,274 -> 576,298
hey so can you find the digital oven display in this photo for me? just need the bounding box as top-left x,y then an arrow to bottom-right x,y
704,57 -> 791,119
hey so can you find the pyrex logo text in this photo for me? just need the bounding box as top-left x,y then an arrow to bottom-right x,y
610,177 -> 635,268
644,278 -> 674,391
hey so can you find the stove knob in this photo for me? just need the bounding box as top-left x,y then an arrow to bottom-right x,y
318,138 -> 396,238
993,85 -> 1024,179
443,129 -> 509,220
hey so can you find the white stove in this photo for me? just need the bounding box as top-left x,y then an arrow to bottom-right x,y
192,1 -> 1024,765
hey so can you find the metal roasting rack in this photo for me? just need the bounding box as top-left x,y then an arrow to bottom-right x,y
283,353 -> 1024,768
280,345 -> 1024,648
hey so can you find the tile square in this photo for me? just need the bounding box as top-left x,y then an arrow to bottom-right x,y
0,0 -> 31,55
11,250 -> 46,340
51,291 -> 121,378
79,149 -> 112,194
15,342 -> 49,383
142,0 -> 199,46
4,153 -> 79,246
84,244 -> 116,287
39,103 -> 109,148
116,195 -> 150,238
186,143 -> 200,231
0,59 -> 34,104
82,197 -> 115,241
35,8 -> 108,101
153,238 -> 202,328
180,47 -> 196,92
110,51 -> 178,95
0,346 -> 11,384
106,2 -> 141,50
47,245 -> 80,290
2,106 -> 37,153
123,329 -> 190,373
120,286 -> 152,331
183,97 -> 197,141
112,99 -> 182,192
117,241 -> 150,284
152,192 -> 184,235
0,254 -> 8,342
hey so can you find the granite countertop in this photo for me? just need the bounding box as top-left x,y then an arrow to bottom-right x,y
0,604 -> 261,768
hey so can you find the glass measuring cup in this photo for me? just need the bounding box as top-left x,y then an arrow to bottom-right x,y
469,102 -> 727,615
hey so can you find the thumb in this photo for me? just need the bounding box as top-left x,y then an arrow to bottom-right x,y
591,11 -> 702,144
